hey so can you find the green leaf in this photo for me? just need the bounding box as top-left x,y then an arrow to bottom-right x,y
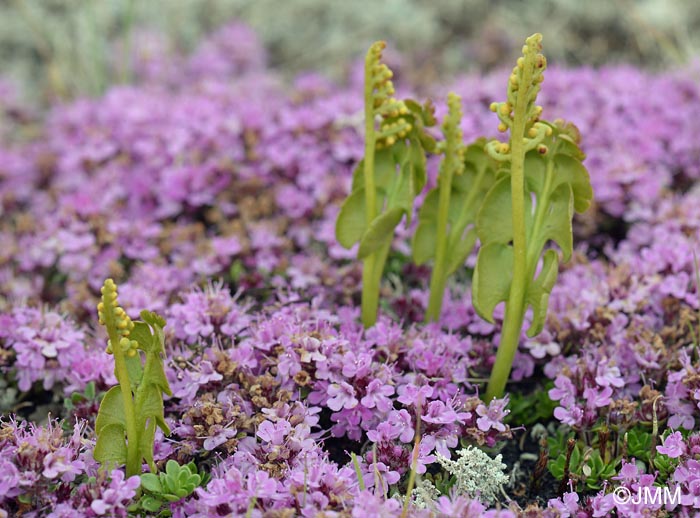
140,311 -> 167,354
412,190 -> 439,265
475,177 -> 511,245
166,459 -> 180,478
462,139 -> 493,180
140,310 -> 166,329
548,454 -> 566,479
627,429 -> 652,462
140,495 -> 164,513
357,207 -> 405,259
506,382 -> 556,426
163,474 -> 178,494
140,473 -> 163,493
229,259 -> 244,282
476,176 -> 532,246
130,321 -> 157,352
408,137 -> 427,194
537,184 -> 573,261
139,383 -> 169,434
139,417 -> 157,472
94,423 -> 127,464
524,152 -> 547,195
412,221 -> 437,265
418,131 -> 437,153
133,314 -> 172,397
553,153 -> 593,213
405,98 -> 436,128
390,158 -> 413,222
144,350 -> 173,398
525,249 -> 559,337
404,99 -> 422,115
472,242 -> 513,322
445,227 -> 477,276
336,188 -> 367,249
84,381 -> 96,400
374,148 -> 398,192
95,386 -> 126,434
350,160 -> 363,192
547,433 -> 569,460
570,445 -> 581,470
125,353 -> 143,390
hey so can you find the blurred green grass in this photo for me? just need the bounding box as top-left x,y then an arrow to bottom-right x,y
0,0 -> 697,104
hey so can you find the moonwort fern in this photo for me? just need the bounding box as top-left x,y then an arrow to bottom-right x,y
473,34 -> 593,401
413,93 -> 497,321
336,41 -> 435,327
94,278 -> 172,477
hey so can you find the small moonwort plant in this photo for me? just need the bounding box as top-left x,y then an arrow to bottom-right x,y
95,278 -> 172,478
413,93 -> 465,321
413,96 -> 496,321
473,34 -> 593,400
336,40 -> 436,328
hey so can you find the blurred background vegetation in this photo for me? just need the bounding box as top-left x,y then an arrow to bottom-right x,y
0,0 -> 697,105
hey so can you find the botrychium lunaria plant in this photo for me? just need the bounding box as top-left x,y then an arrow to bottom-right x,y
473,34 -> 593,401
413,95 -> 496,321
94,278 -> 172,478
336,40 -> 436,328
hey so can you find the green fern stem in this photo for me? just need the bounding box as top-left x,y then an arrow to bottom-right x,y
525,158 -> 555,277
484,59 -> 535,402
425,164 -> 454,322
450,161 -> 488,249
361,48 -> 380,328
133,356 -> 157,473
104,319 -> 141,477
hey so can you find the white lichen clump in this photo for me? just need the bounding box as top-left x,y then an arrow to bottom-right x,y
416,446 -> 508,507
413,478 -> 441,510
439,446 -> 508,504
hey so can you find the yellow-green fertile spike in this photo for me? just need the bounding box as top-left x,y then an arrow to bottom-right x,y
486,33 -> 550,162
441,93 -> 465,176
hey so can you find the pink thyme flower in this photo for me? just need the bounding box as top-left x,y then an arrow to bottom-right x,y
90,470 -> 140,516
476,397 -> 509,433
327,382 -> 358,411
657,431 -> 687,458
360,379 -> 394,412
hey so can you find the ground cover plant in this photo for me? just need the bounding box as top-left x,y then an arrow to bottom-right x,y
2,20 -> 700,518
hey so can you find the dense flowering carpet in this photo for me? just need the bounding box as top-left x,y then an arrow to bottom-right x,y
2,22 -> 700,517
